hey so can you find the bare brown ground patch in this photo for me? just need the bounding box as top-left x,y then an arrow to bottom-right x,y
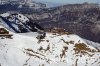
74,43 -> 96,56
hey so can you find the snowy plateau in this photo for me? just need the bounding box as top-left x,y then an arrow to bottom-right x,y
0,13 -> 100,66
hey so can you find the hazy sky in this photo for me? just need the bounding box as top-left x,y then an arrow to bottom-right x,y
33,0 -> 100,7
34,0 -> 100,4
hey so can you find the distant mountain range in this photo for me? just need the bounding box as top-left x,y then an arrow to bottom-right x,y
0,2 -> 100,66
0,2 -> 100,44
0,1 -> 46,13
24,3 -> 100,43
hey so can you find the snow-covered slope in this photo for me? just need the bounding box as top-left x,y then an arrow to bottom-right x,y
84,39 -> 100,50
0,27 -> 99,66
0,13 -> 44,33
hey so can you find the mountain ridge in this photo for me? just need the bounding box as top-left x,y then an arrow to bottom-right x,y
0,18 -> 100,66
0,27 -> 99,66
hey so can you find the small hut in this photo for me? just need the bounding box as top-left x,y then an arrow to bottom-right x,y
0,28 -> 9,34
0,27 -> 13,39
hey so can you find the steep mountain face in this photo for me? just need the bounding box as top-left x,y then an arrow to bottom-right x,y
0,25 -> 99,66
25,3 -> 100,43
0,13 -> 44,33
